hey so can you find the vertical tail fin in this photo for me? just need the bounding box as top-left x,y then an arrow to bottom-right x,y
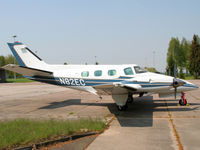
7,42 -> 48,69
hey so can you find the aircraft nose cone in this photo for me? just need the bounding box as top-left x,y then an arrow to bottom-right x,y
184,81 -> 199,89
192,84 -> 199,89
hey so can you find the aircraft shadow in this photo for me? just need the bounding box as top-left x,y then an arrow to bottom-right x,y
39,96 -> 199,127
39,99 -> 112,109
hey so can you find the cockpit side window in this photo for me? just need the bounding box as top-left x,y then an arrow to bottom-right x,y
134,66 -> 147,74
124,67 -> 134,75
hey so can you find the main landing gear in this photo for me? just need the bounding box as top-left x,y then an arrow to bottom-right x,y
127,94 -> 134,103
179,92 -> 187,106
116,95 -> 133,111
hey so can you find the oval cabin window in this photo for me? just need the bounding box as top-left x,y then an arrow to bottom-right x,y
108,69 -> 117,76
94,70 -> 102,76
81,71 -> 89,77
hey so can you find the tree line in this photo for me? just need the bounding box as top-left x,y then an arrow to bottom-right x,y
166,34 -> 200,79
0,55 -> 23,78
1,36 -> 200,79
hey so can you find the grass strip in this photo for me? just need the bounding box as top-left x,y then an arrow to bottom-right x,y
184,76 -> 200,80
0,118 -> 106,149
6,78 -> 34,83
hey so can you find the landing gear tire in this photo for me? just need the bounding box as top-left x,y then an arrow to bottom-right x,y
116,104 -> 128,111
179,98 -> 187,106
127,95 -> 134,103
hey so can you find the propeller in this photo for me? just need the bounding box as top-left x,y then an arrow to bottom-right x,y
172,78 -> 186,99
172,53 -> 186,99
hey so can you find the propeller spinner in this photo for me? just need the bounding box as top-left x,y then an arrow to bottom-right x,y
172,78 -> 186,99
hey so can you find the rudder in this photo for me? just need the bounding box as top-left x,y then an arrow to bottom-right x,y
7,42 -> 48,69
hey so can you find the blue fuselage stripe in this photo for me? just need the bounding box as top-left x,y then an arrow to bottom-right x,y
26,76 -> 175,88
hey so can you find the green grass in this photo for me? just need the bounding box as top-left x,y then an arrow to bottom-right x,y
69,112 -> 74,115
184,76 -> 200,80
6,78 -> 34,83
0,118 -> 106,149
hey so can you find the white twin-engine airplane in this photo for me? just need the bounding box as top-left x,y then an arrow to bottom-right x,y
3,42 -> 199,111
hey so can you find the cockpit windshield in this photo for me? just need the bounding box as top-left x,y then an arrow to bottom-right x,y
134,66 -> 147,74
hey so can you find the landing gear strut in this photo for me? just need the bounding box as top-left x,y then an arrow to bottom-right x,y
179,92 -> 187,106
127,94 -> 134,103
116,94 -> 133,111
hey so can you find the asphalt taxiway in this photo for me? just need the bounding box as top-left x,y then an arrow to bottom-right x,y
0,80 -> 199,150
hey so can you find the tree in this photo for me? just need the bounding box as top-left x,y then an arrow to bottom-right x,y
166,37 -> 190,78
0,56 -> 5,67
175,38 -> 191,78
5,54 -> 15,64
180,38 -> 190,75
166,37 -> 180,76
4,55 -> 15,78
189,34 -> 200,79
144,67 -> 158,73
4,55 -> 23,78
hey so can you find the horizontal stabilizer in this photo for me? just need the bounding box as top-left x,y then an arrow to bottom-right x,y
2,64 -> 52,77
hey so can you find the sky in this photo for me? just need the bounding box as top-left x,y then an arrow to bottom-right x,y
0,0 -> 200,72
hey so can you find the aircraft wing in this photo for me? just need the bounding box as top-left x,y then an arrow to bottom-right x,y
93,81 -> 173,96
2,64 -> 53,77
93,82 -> 141,95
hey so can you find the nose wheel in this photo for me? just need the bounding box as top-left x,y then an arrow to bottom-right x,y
179,92 -> 187,106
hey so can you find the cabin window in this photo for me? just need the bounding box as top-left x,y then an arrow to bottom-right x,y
94,70 -> 102,76
108,69 -> 116,76
124,67 -> 134,75
81,71 -> 89,77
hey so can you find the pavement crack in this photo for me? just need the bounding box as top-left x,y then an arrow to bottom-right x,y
164,99 -> 184,150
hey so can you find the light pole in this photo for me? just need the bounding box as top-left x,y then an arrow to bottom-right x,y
12,35 -> 17,80
13,35 -> 17,42
95,56 -> 97,65
145,57 -> 147,68
153,51 -> 155,68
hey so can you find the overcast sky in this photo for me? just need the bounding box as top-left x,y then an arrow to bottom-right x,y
0,0 -> 200,72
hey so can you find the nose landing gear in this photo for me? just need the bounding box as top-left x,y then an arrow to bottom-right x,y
179,92 -> 187,106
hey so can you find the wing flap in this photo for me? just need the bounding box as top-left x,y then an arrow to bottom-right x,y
93,82 -> 142,95
2,64 -> 52,77
123,84 -> 141,91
